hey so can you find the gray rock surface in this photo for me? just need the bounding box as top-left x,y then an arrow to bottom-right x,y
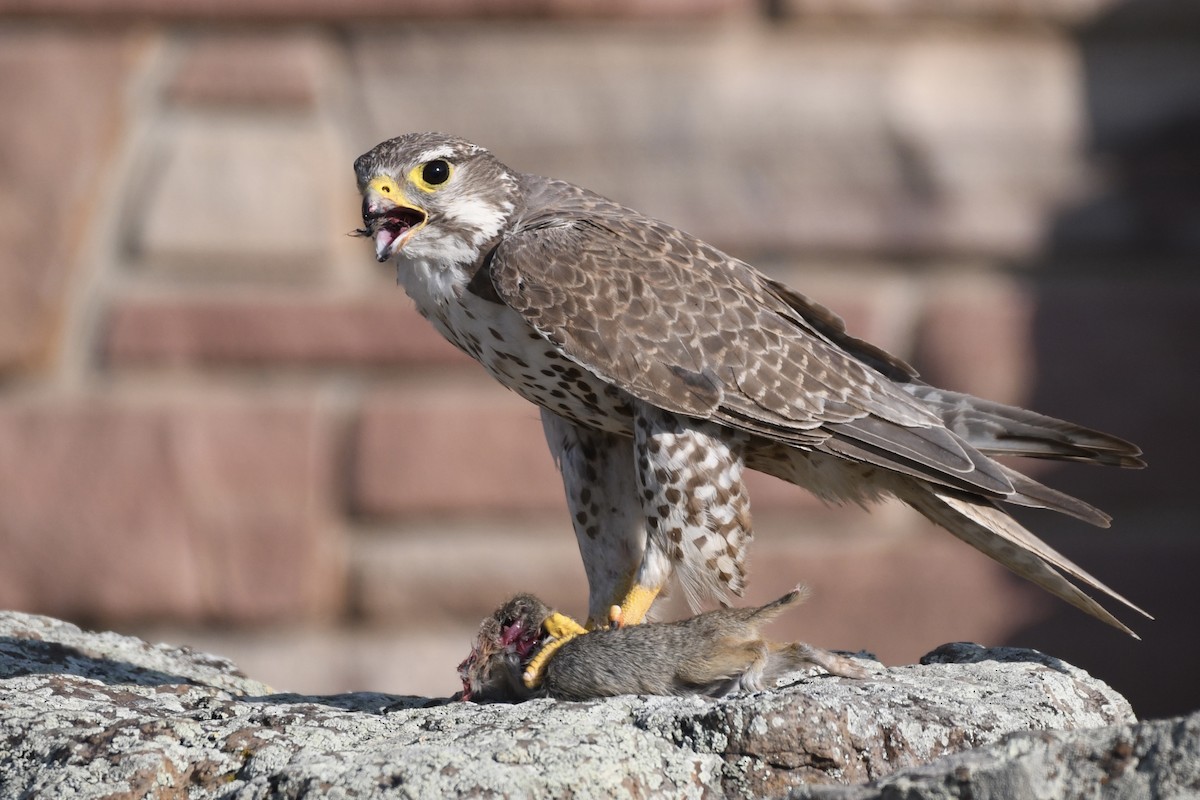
0,612 -> 1140,799
789,710 -> 1200,800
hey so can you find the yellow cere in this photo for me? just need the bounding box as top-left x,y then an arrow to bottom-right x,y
367,175 -> 401,198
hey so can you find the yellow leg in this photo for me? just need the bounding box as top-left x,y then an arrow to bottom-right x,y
608,583 -> 661,628
521,611 -> 588,689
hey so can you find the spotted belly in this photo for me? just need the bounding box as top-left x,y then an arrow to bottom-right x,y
435,294 -> 636,435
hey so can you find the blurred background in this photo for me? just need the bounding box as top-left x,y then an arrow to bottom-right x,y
0,0 -> 1196,719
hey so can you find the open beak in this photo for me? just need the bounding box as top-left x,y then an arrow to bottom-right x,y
355,177 -> 427,262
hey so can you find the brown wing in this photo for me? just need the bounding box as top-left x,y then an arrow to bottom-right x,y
487,183 -> 1016,499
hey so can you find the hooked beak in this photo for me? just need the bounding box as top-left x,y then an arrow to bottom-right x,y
354,176 -> 427,262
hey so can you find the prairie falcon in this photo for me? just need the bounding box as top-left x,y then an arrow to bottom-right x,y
353,132 -> 1149,650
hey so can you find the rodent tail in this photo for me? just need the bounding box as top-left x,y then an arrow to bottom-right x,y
745,583 -> 812,623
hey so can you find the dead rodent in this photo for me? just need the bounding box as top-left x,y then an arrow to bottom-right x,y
458,586 -> 869,703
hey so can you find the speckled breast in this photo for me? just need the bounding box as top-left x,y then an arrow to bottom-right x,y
441,291 -> 637,435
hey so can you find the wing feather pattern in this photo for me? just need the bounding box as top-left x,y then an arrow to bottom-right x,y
488,183 -> 1018,500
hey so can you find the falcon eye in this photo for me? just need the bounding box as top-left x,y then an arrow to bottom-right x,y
408,159 -> 455,193
422,159 -> 451,186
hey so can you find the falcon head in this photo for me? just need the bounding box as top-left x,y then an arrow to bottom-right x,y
353,132 -> 519,266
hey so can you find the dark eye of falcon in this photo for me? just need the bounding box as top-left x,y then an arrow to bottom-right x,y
422,159 -> 451,186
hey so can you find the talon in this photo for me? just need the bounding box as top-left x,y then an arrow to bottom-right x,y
608,605 -> 623,627
522,632 -> 577,689
543,611 -> 587,639
521,610 -> 588,689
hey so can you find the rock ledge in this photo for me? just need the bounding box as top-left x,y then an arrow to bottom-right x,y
0,611 -> 1156,799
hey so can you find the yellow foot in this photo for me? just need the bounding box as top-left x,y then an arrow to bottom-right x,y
543,611 -> 587,639
609,583 -> 661,628
522,611 -> 588,689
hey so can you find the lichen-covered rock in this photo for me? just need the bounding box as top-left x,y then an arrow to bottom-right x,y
789,710 -> 1200,800
0,611 -> 1135,799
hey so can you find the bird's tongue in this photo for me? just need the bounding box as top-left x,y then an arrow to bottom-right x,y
374,227 -> 398,262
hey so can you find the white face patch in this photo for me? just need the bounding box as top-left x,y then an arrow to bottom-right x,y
442,194 -> 513,245
400,195 -> 508,268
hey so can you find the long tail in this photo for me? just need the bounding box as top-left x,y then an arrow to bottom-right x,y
901,485 -> 1153,637
902,385 -> 1145,468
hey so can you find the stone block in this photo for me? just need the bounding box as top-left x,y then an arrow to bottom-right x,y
105,292 -> 472,367
1050,35 -> 1200,257
128,117 -> 332,279
353,383 -> 899,519
352,25 -> 1083,258
353,383 -> 569,517
136,621 -> 483,697
0,0 -> 750,19
777,0 -> 1123,23
0,395 -> 343,624
0,29 -> 131,372
885,31 -> 1086,255
350,520 -> 587,627
167,31 -> 325,108
911,270 -> 1036,405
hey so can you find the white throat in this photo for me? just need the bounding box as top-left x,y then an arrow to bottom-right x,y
396,254 -> 467,312
390,172 -> 518,338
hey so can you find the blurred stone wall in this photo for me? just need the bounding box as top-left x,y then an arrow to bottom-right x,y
0,0 -> 1196,717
